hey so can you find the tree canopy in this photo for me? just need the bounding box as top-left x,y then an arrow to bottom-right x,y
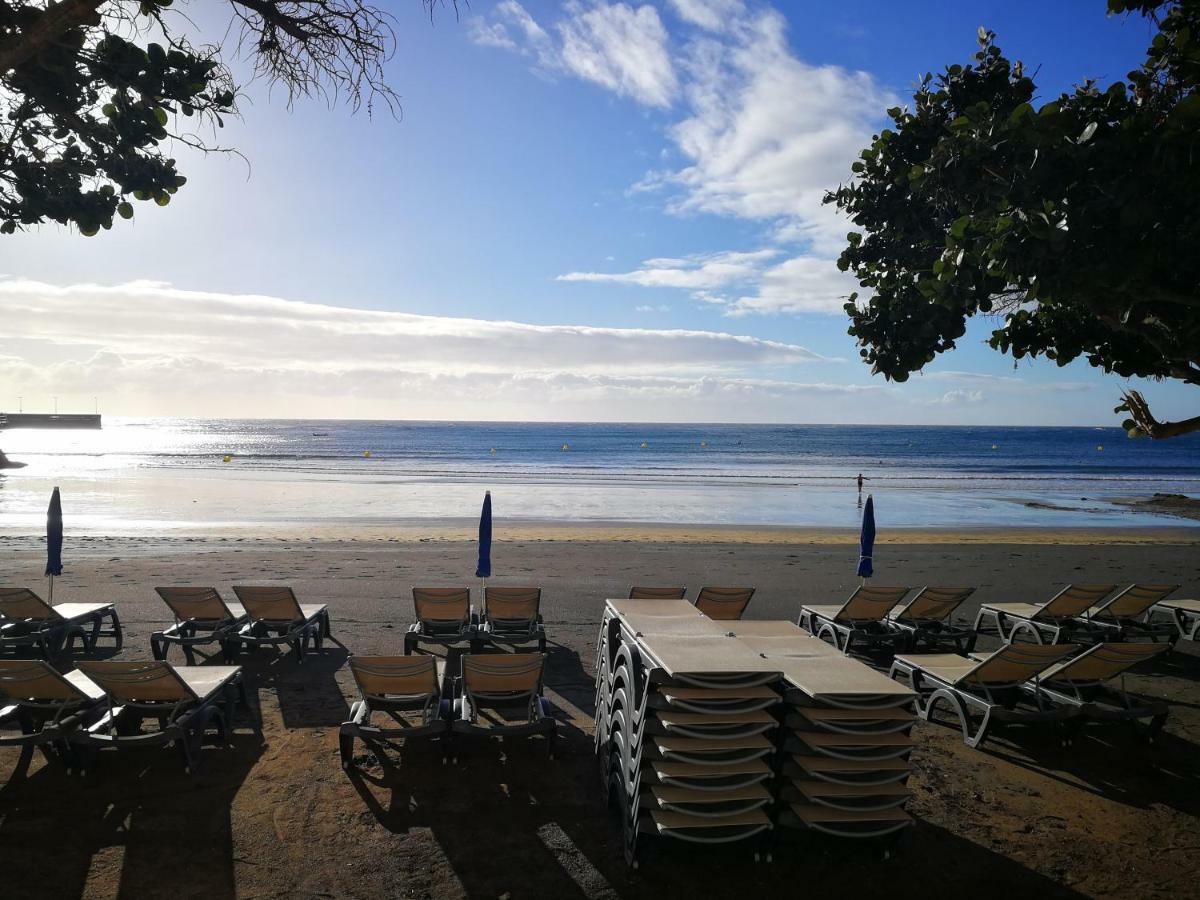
0,0 -> 424,236
825,0 -> 1200,438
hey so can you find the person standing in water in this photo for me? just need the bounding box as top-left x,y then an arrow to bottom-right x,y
857,473 -> 864,492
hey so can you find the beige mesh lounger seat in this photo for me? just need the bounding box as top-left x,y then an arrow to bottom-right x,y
629,586 -> 687,600
887,586 -> 978,653
151,587 -> 247,664
0,587 -> 122,657
1029,641 -> 1171,738
1077,583 -> 1182,642
0,659 -> 104,775
451,652 -> 556,758
1147,595 -> 1200,642
479,586 -> 545,652
340,655 -> 449,768
231,586 -> 331,662
798,585 -> 911,655
405,587 -> 476,654
694,587 -> 755,621
889,643 -> 1078,748
73,659 -> 255,772
974,583 -> 1116,645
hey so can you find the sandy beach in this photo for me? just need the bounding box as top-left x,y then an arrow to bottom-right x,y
1,526 -> 1198,899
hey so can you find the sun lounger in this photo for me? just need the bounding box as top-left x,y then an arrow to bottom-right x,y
479,586 -> 545,651
798,586 -> 911,655
231,586 -> 331,661
889,643 -> 1077,748
888,586 -> 977,652
0,659 -> 103,774
151,587 -> 247,664
1031,641 -> 1170,737
451,653 -> 555,759
694,587 -> 755,621
0,587 -> 123,656
405,587 -> 475,654
1079,584 -> 1181,642
629,586 -> 687,600
974,584 -> 1117,644
1147,596 -> 1200,642
340,655 -> 450,768
74,659 -> 253,772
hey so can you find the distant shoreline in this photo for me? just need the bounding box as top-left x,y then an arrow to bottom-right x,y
1,520 -> 1197,548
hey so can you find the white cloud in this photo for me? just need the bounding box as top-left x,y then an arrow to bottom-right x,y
558,2 -> 677,107
727,256 -> 858,315
928,389 -> 986,406
467,18 -> 518,50
667,0 -> 746,32
559,248 -> 777,290
472,2 -> 677,108
0,279 -> 845,420
634,304 -> 671,312
560,250 -> 856,315
649,9 -> 895,256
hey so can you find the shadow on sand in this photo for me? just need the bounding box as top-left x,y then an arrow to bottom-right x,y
0,728 -> 262,899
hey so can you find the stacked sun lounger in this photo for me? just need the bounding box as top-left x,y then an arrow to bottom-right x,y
594,600 -> 919,865
595,598 -> 781,866
730,621 -> 918,842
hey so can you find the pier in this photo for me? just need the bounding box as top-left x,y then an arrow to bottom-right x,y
0,413 -> 102,429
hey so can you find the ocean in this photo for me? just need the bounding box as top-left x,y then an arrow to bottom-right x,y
1,419 -> 1198,534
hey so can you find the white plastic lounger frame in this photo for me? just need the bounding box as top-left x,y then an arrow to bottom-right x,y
1147,596 -> 1200,642
1079,584 -> 1182,643
1029,641 -> 1170,738
450,652 -> 556,759
151,587 -> 247,664
887,586 -> 978,653
798,586 -> 911,656
73,659 -> 255,773
479,586 -> 546,652
973,584 -> 1116,645
405,587 -> 475,654
340,655 -> 450,767
0,659 -> 102,775
889,643 -> 1077,748
0,587 -> 123,657
232,586 -> 331,662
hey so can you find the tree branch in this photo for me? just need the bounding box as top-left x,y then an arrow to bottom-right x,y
1121,389 -> 1200,439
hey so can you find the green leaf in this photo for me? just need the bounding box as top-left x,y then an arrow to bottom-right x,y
1077,122 -> 1098,143
117,202 -> 133,220
949,115 -> 971,130
950,215 -> 971,238
153,108 -> 168,126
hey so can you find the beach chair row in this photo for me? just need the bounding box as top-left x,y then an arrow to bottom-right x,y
0,648 -> 558,777
799,582 -> 1189,657
595,597 -> 918,867
339,651 -> 556,766
0,658 -> 257,774
628,585 -> 756,619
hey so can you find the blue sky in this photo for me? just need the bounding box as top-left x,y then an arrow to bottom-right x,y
2,0 -> 1193,425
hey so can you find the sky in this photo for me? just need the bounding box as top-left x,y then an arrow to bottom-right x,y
0,0 -> 1192,424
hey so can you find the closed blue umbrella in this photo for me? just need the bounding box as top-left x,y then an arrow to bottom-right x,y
475,491 -> 492,579
46,486 -> 63,601
856,494 -> 875,580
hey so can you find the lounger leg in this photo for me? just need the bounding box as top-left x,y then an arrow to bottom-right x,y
404,633 -> 415,655
150,632 -> 168,661
107,609 -> 123,651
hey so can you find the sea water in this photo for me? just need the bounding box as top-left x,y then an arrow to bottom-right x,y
1,419 -> 1198,533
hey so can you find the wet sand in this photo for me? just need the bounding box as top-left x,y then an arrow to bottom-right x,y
1,530 -> 1198,899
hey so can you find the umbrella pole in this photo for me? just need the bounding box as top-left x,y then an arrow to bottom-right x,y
48,573 -> 54,604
